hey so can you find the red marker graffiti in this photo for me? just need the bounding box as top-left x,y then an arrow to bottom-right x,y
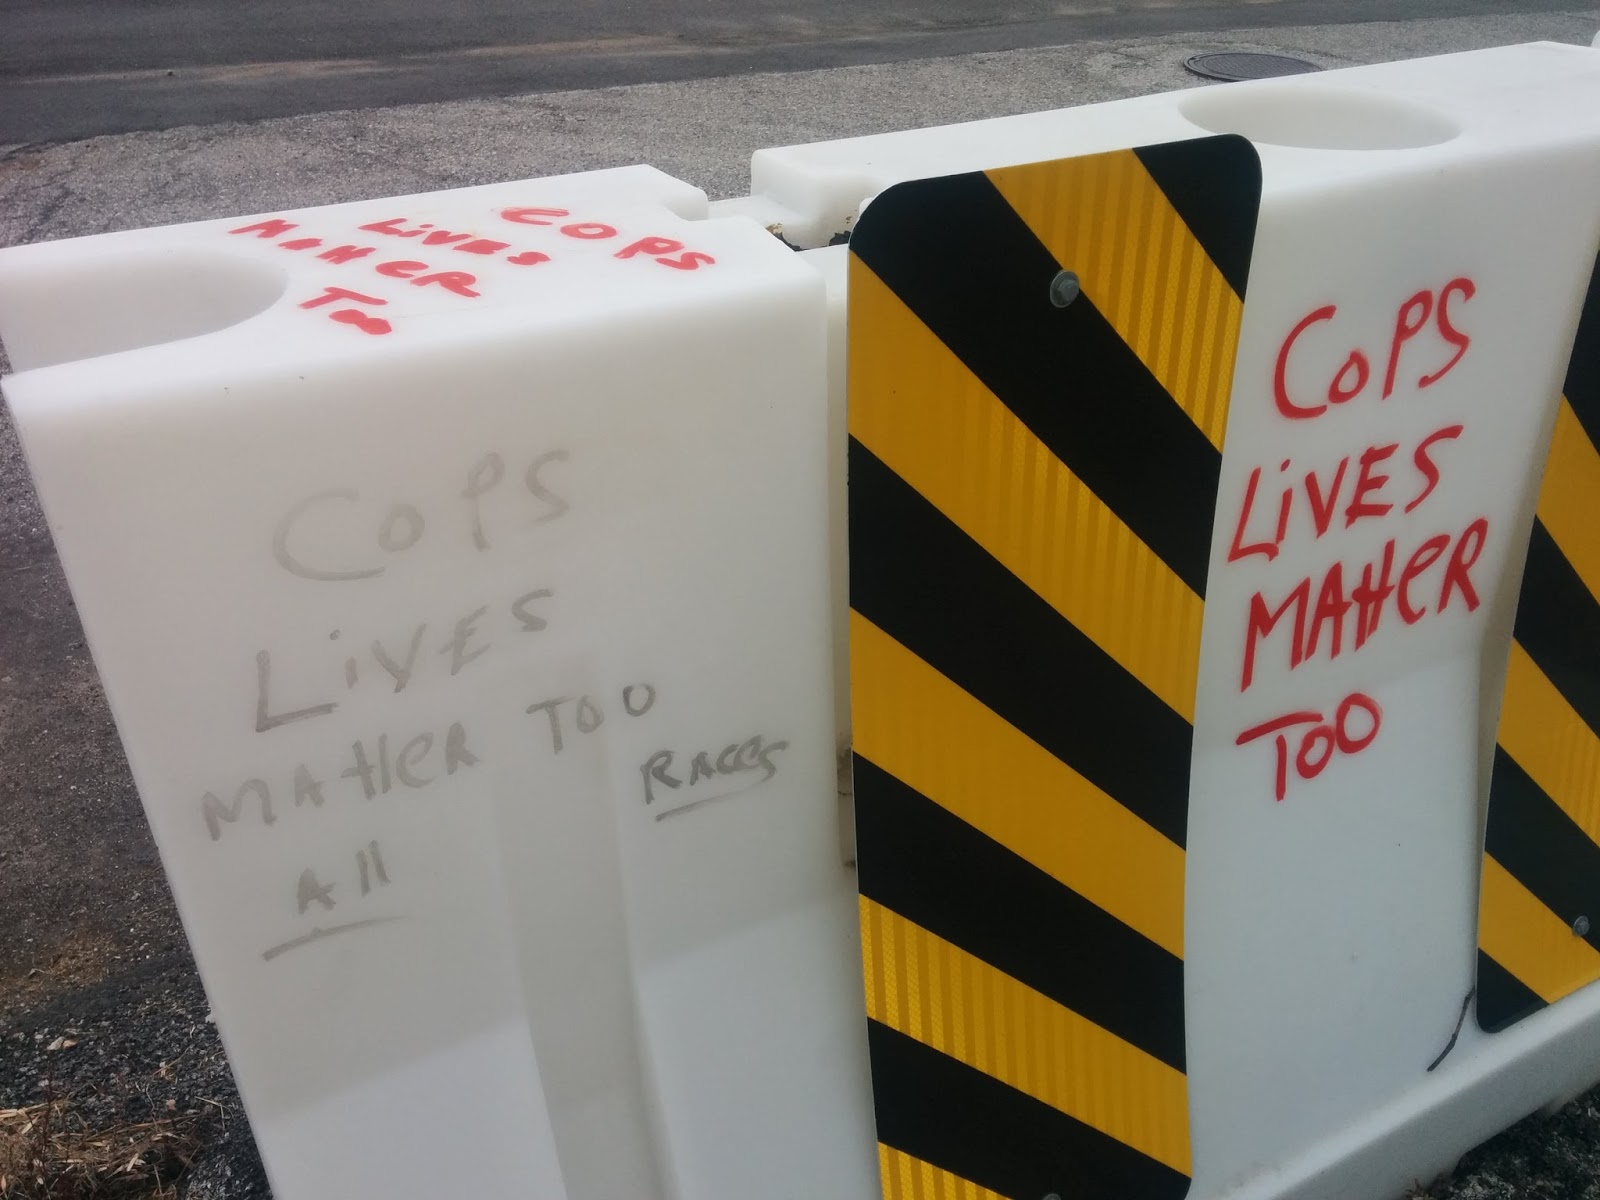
1236,692 -> 1382,801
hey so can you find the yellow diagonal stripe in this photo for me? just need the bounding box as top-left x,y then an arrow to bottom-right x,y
877,1145 -> 1008,1200
1480,855 -> 1600,1003
987,151 -> 1242,450
862,897 -> 1191,1175
850,611 -> 1185,957
1498,640 -> 1600,847
848,259 -> 1203,721
1535,396 -> 1600,606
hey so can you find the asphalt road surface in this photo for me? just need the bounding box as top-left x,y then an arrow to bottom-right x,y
0,0 -> 1591,144
5,4 -> 1600,1199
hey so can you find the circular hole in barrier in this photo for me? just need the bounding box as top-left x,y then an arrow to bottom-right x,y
13,249 -> 290,371
1178,85 -> 1460,150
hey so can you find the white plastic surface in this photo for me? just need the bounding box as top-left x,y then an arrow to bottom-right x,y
0,165 -> 875,1200
745,41 -> 1600,1200
7,40 -> 1600,1200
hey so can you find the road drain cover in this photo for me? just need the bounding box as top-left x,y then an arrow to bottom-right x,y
1184,51 -> 1323,82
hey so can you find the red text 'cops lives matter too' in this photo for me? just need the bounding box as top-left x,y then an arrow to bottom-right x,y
228,205 -> 718,336
1228,277 -> 1488,800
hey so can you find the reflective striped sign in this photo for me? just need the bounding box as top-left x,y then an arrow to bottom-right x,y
848,137 -> 1261,1199
1477,252 -> 1600,1033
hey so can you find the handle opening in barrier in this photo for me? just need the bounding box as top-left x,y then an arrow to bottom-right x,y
0,248 -> 288,372
1179,85 -> 1460,150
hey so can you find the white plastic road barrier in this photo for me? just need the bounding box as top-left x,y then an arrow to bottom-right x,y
0,166 -> 874,1200
3,37 -> 1600,1200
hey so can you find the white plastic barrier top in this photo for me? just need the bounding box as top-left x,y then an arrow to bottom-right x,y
3,37 -> 1600,1200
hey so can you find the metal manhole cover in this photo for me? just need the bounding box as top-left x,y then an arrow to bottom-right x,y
1184,51 -> 1322,82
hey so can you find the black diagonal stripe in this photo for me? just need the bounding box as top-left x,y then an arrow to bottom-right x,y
1476,949 -> 1547,1034
1513,520 -> 1600,740
855,755 -> 1186,1072
851,171 -> 1221,595
1563,251 -> 1600,447
849,439 -> 1191,847
1132,136 -> 1260,299
1485,747 -> 1600,956
867,1020 -> 1189,1200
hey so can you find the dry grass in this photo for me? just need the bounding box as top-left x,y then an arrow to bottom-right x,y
0,1087 -> 202,1200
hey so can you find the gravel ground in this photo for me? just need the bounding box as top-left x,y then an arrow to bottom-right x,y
3,10 -> 1600,1198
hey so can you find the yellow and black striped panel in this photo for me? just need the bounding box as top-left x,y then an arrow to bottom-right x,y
1477,252 -> 1600,1033
847,136 -> 1261,1200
